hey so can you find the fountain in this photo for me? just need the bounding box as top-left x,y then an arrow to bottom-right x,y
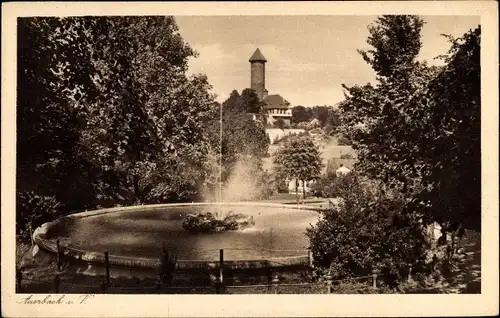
30,106 -> 322,284
32,202 -> 320,283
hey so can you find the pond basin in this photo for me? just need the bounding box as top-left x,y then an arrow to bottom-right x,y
33,203 -> 320,282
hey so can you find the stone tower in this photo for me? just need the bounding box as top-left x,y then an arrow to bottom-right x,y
249,48 -> 268,100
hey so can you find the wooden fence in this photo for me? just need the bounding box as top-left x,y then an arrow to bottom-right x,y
18,243 -> 415,294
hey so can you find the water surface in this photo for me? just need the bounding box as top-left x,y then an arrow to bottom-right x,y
53,205 -> 319,261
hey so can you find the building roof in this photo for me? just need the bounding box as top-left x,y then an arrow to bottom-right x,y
264,94 -> 290,109
249,48 -> 267,63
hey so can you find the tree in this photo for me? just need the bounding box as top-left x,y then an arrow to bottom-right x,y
206,103 -> 270,198
340,15 -> 439,196
273,135 -> 323,203
357,15 -> 425,79
418,27 -> 481,231
311,106 -> 331,127
292,105 -> 313,124
240,88 -> 265,114
16,16 -> 217,221
222,90 -> 242,113
339,15 -> 480,266
273,118 -> 286,130
74,17 -> 216,204
17,17 -> 107,213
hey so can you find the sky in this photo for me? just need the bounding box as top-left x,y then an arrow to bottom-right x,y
176,15 -> 480,107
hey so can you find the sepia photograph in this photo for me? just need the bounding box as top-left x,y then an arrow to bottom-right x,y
2,1 -> 498,317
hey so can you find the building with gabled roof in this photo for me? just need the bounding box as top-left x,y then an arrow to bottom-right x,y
248,48 -> 292,126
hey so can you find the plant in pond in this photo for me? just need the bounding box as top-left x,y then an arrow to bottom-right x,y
158,244 -> 177,286
182,211 -> 255,233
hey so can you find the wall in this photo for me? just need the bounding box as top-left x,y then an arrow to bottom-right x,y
266,128 -> 305,144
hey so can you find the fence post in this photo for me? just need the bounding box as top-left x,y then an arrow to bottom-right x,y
408,265 -> 413,282
56,239 -> 61,271
155,280 -> 162,292
325,272 -> 333,294
308,250 -> 314,267
104,252 -> 110,287
372,270 -> 378,289
100,281 -> 107,293
219,249 -> 224,287
54,274 -> 61,293
29,225 -> 34,249
272,275 -> 280,294
16,269 -> 23,293
215,277 -> 222,294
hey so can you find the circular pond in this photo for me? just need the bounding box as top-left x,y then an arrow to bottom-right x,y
44,203 -> 319,262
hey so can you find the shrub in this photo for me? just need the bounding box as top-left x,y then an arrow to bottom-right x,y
16,191 -> 61,242
339,153 -> 353,159
306,173 -> 429,287
310,171 -> 351,198
258,171 -> 275,199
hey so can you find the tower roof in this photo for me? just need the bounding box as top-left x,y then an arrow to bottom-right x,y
249,48 -> 267,62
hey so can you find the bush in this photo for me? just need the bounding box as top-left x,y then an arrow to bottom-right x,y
16,191 -> 61,242
310,172 -> 347,198
258,171 -> 275,199
306,173 -> 429,287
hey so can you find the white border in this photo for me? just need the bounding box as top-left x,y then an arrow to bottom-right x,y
2,2 -> 498,317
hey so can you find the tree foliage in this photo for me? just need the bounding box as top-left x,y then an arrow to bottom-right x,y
291,105 -> 341,134
339,15 -> 480,232
292,105 -> 313,124
307,173 -> 429,286
205,96 -> 270,198
273,117 -> 286,130
308,15 -> 481,285
16,16 -> 218,236
222,88 -> 264,115
273,135 -> 323,201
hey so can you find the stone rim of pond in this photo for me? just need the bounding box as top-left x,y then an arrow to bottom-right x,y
32,202 -> 321,270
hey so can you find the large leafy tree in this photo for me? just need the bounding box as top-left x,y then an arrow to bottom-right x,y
222,90 -> 242,113
273,135 -> 323,203
292,105 -> 313,124
222,88 -> 265,115
17,17 -> 104,211
240,88 -> 265,114
78,17 -> 215,203
17,16 -> 217,216
339,15 -> 480,238
418,27 -> 481,231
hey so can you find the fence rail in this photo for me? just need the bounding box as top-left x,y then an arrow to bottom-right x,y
19,245 -> 410,294
16,273 -> 379,294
